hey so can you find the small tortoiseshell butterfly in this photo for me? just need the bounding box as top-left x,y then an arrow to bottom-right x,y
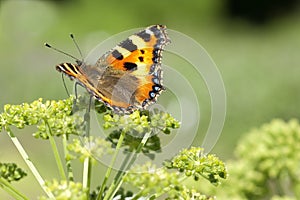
54,25 -> 170,114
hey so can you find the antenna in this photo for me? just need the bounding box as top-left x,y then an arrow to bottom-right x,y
44,42 -> 80,61
69,33 -> 84,60
45,36 -> 82,99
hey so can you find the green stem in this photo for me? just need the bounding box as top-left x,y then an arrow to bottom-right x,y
0,177 -> 29,200
102,156 -> 131,200
112,153 -> 132,184
44,119 -> 67,180
154,176 -> 188,199
82,157 -> 92,187
6,130 -> 54,198
62,134 -> 74,181
97,130 -> 126,200
82,107 -> 92,196
290,171 -> 300,199
131,190 -> 144,200
105,131 -> 152,200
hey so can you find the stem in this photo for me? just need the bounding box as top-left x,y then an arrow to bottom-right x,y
101,154 -> 132,200
112,153 -> 132,184
62,134 -> 74,181
154,175 -> 188,199
82,100 -> 92,196
0,177 -> 29,200
6,130 -> 54,198
82,157 -> 92,189
104,131 -> 152,200
44,119 -> 66,180
131,190 -> 144,200
97,130 -> 126,200
289,171 -> 300,199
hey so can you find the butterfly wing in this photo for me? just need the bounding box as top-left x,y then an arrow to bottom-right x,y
92,25 -> 170,113
57,25 -> 170,114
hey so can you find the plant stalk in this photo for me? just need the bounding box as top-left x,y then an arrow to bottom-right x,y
97,130 -> 126,200
6,130 -> 54,198
62,134 -> 74,181
0,177 -> 29,200
44,119 -> 67,180
82,100 -> 92,196
105,131 -> 152,200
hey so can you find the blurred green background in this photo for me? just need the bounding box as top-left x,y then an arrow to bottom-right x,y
1,0 -> 300,198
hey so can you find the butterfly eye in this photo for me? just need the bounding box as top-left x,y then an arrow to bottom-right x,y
76,60 -> 83,66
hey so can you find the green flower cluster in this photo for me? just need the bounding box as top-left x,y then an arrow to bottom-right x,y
235,119 -> 300,199
236,119 -> 300,179
271,196 -> 297,200
0,97 -> 227,199
0,97 -> 84,139
103,110 -> 180,134
67,136 -> 113,163
165,147 -> 227,185
206,119 -> 300,200
39,180 -> 88,200
0,162 -> 27,182
124,162 -> 215,200
103,110 -> 180,155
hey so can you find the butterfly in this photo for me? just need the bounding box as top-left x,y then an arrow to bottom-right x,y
54,25 -> 170,114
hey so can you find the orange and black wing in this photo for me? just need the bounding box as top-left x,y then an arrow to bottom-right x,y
56,25 -> 170,114
94,25 -> 170,113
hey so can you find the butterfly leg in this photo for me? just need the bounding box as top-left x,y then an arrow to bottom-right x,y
61,74 -> 71,97
71,82 -> 81,113
82,95 -> 93,137
74,81 -> 80,99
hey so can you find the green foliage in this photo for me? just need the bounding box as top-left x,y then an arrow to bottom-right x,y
0,97 -> 84,139
0,163 -> 27,183
0,97 -> 226,199
89,186 -> 134,200
103,109 -> 180,135
39,180 -> 88,200
107,130 -> 161,159
165,147 -> 227,185
271,196 -> 297,200
124,147 -> 227,200
206,119 -> 300,200
236,119 -> 300,179
103,110 -> 180,159
67,136 -> 114,163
